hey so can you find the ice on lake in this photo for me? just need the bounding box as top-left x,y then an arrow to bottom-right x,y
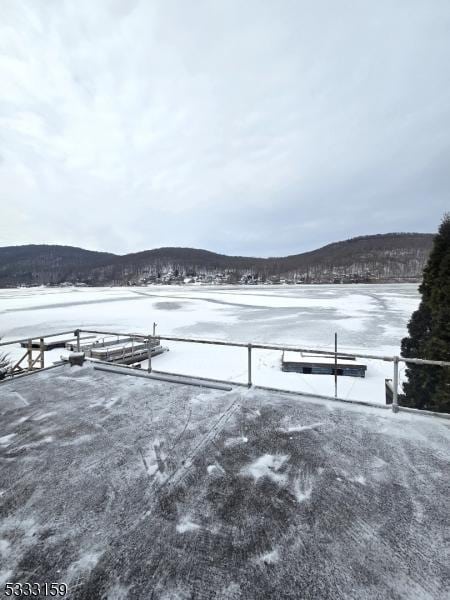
0,284 -> 420,405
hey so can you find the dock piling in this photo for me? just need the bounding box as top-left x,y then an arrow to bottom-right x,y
334,332 -> 338,399
40,338 -> 45,369
27,339 -> 33,371
148,337 -> 152,373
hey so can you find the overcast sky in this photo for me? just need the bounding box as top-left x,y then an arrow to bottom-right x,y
0,0 -> 449,257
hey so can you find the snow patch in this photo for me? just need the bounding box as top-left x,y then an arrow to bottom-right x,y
0,434 -> 16,446
349,475 -> 366,486
0,539 -> 11,557
240,454 -> 289,484
282,422 -> 324,433
219,582 -> 241,597
293,475 -> 313,503
104,583 -> 131,600
224,435 -> 248,447
0,570 -> 13,588
33,412 -> 56,421
155,470 -> 169,484
37,435 -> 53,445
207,463 -> 226,476
14,392 -> 29,406
68,550 -> 102,575
160,588 -> 191,600
104,397 -> 119,409
257,549 -> 280,564
176,516 -> 201,533
59,434 -> 91,446
146,463 -> 159,476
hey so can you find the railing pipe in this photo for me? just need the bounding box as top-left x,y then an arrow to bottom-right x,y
1,327 -> 450,385
392,356 -> 399,413
78,329 -> 395,361
40,338 -> 45,369
248,343 -> 252,388
77,329 -> 450,368
2,328 -> 449,368
157,336 -> 386,359
147,337 -> 152,373
400,357 -> 450,367
334,332 -> 338,399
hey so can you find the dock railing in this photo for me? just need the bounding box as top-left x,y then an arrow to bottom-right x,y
1,327 -> 450,415
0,330 -> 76,377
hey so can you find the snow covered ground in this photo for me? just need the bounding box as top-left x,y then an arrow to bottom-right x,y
0,284 -> 420,405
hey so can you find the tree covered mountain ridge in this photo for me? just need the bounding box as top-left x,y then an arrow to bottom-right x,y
0,232 -> 434,286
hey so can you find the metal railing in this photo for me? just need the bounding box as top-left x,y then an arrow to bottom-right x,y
1,327 -> 450,415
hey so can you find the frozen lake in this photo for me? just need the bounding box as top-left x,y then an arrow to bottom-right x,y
0,284 -> 420,404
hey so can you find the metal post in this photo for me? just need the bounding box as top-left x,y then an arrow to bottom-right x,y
75,329 -> 81,352
27,339 -> 33,371
153,322 -> 157,337
148,337 -> 152,373
247,343 -> 252,388
39,338 -> 45,369
392,356 -> 399,413
334,332 -> 338,399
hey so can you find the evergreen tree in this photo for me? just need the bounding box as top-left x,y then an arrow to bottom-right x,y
400,214 -> 450,412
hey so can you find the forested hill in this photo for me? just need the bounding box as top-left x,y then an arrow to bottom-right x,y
0,245 -> 115,287
0,233 -> 434,286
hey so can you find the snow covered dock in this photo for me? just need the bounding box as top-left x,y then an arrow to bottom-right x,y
0,364 -> 449,599
282,351 -> 367,377
65,335 -> 166,365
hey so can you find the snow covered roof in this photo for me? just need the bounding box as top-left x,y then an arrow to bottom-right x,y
0,364 -> 448,599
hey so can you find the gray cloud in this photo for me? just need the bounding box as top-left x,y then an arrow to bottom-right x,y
0,0 -> 449,255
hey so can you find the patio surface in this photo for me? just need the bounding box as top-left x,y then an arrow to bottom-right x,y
0,364 -> 449,599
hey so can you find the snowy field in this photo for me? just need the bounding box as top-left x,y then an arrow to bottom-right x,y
0,284 -> 420,405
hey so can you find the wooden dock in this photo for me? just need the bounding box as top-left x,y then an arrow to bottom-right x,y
85,337 -> 165,365
97,345 -> 166,365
